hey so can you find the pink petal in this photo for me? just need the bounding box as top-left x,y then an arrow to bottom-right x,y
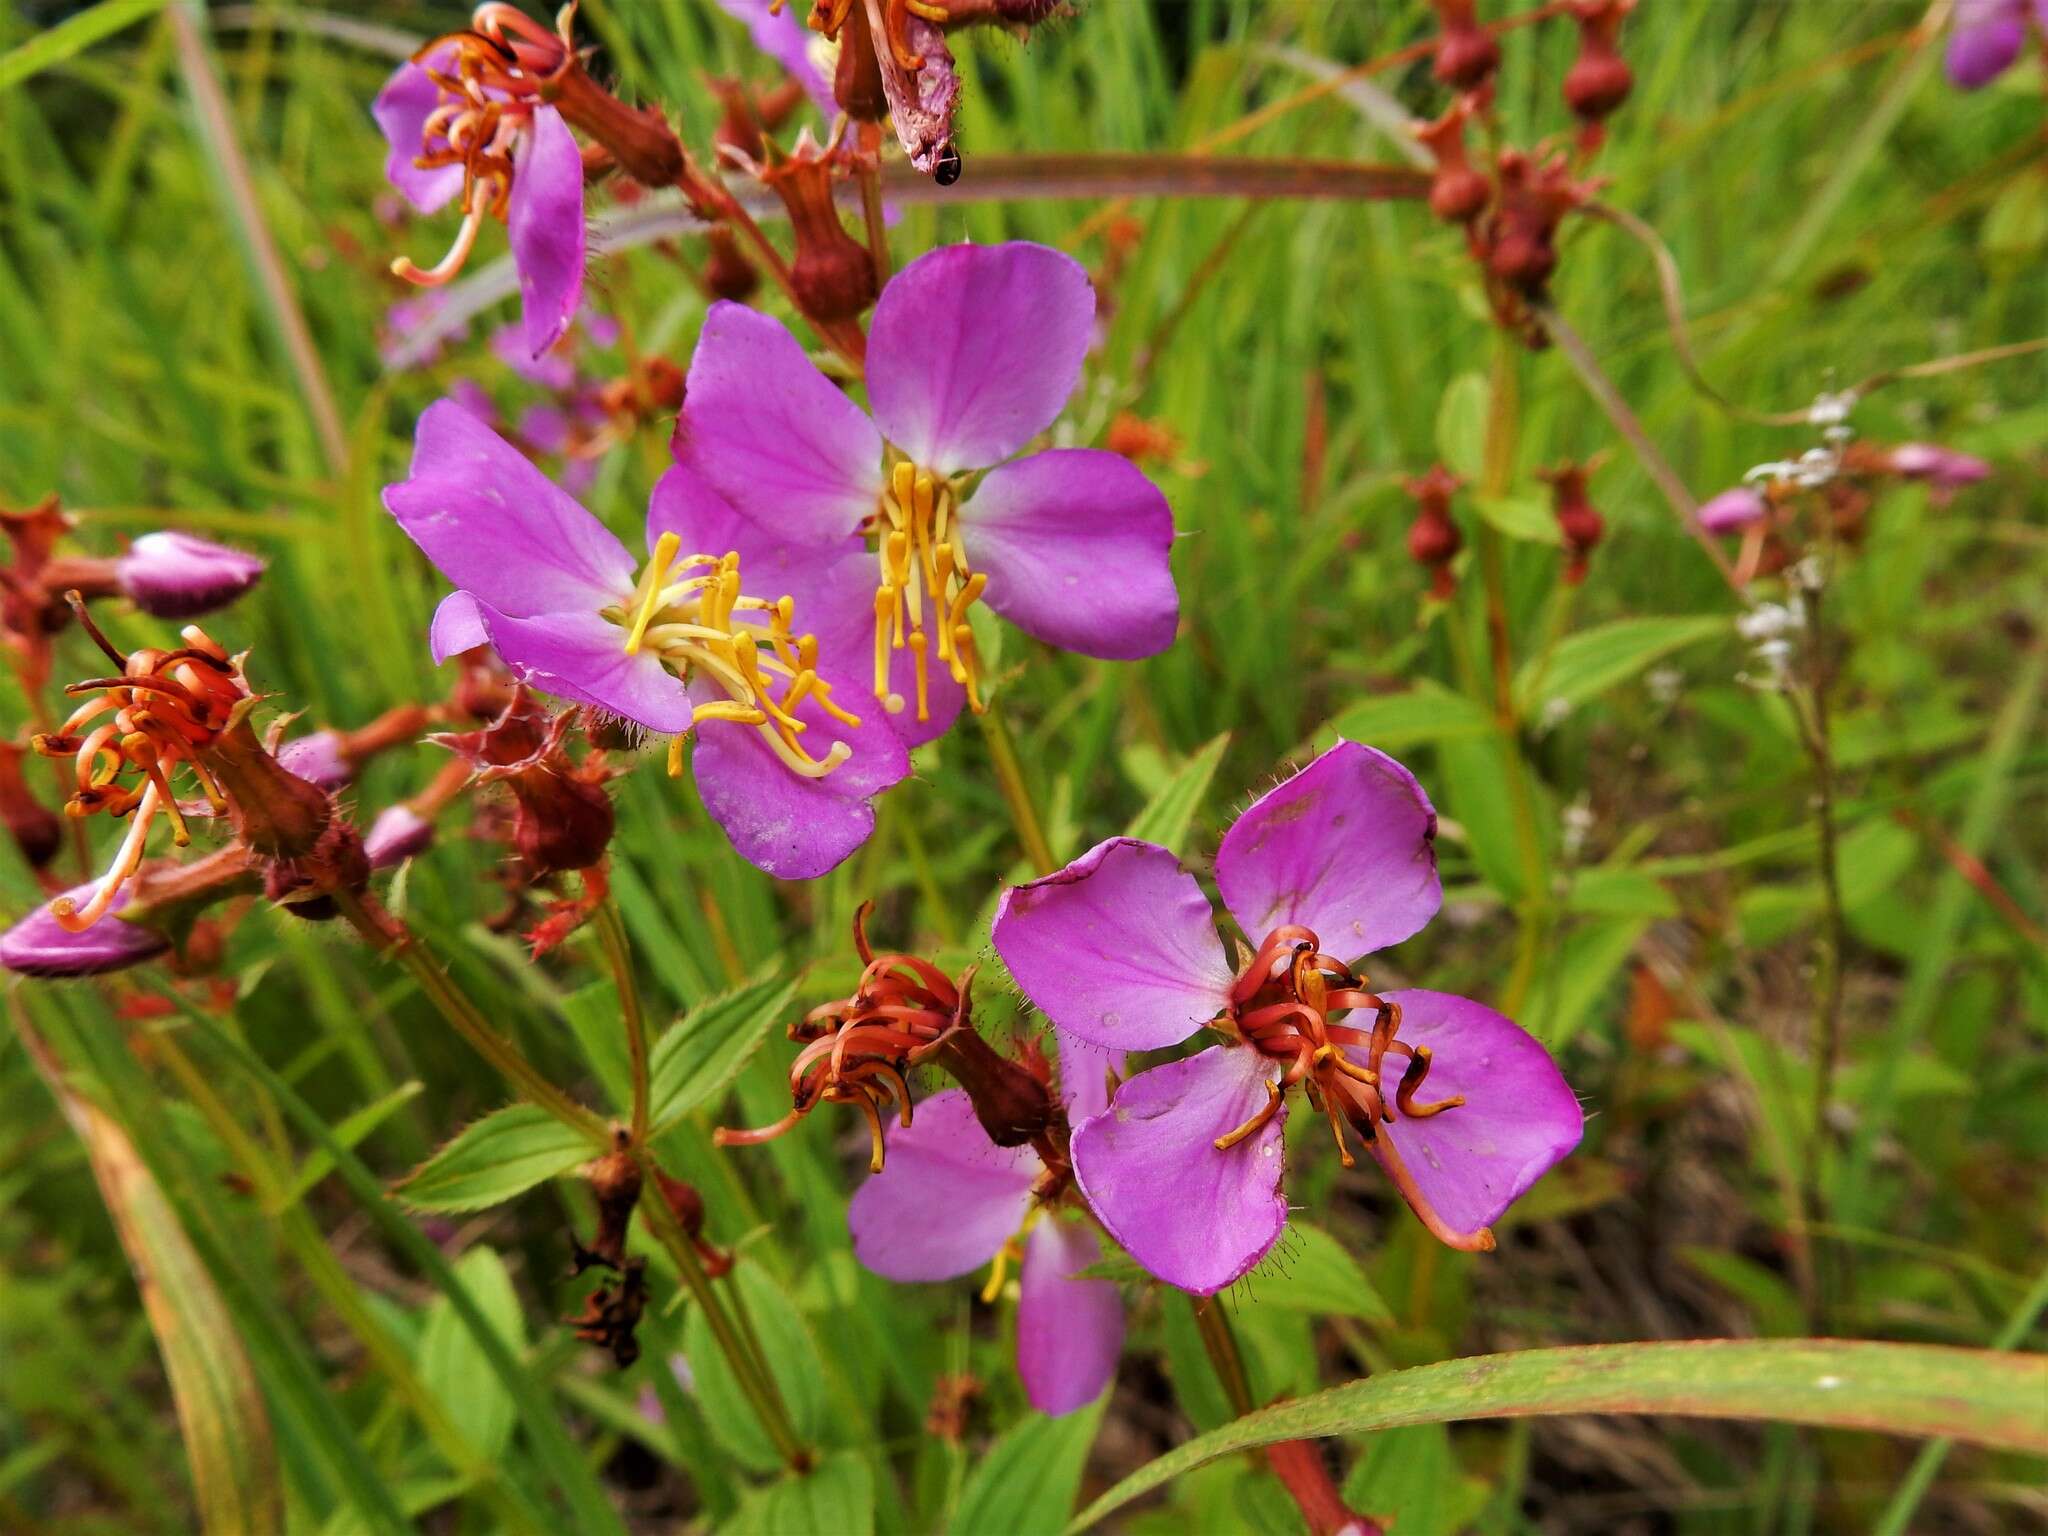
1947,0 -> 2027,86
1366,990 -> 1582,1237
676,302 -> 881,544
866,243 -> 1095,474
1016,1220 -> 1123,1416
509,107 -> 586,359
647,466 -> 875,669
1215,741 -> 1441,966
687,671 -> 909,879
1696,487 -> 1768,534
1,882 -> 167,977
993,838 -> 1234,1052
429,591 -> 489,663
372,55 -> 463,213
1056,1032 -> 1122,1127
384,400 -> 636,618
961,449 -> 1178,659
1070,1047 -> 1287,1296
472,602 -> 695,734
848,1090 -> 1039,1280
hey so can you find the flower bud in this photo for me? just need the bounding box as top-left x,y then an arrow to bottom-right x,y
543,57 -> 686,189
1887,442 -> 1991,491
1415,102 -> 1490,226
115,532 -> 265,619
276,731 -> 353,793
0,741 -> 62,869
1697,487 -> 1769,534
201,722 -> 334,861
1543,463 -> 1605,584
702,226 -> 761,303
1432,0 -> 1500,91
1564,0 -> 1635,128
1404,464 -> 1464,599
1,880 -> 168,977
366,804 -> 435,868
762,132 -> 878,324
834,0 -> 889,122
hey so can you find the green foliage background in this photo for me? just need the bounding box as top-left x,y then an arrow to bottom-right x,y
0,1 -> 2042,1531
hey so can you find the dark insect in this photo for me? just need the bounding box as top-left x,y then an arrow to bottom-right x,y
932,142 -> 963,186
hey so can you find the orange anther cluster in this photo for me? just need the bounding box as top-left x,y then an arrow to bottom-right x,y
715,901 -> 968,1171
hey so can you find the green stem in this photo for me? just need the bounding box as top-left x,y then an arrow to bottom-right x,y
634,1149 -> 811,1472
591,893 -> 651,1145
1192,1297 -> 1256,1417
978,702 -> 1058,875
334,889 -> 606,1142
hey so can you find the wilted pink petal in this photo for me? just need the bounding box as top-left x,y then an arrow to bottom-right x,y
1215,741 -> 1441,966
509,107 -> 587,358
994,838 -> 1234,1052
961,448 -> 1178,660
1,882 -> 168,977
866,243 -> 1096,474
1360,990 -> 1582,1238
1016,1219 -> 1123,1416
1071,1046 -> 1288,1295
366,805 -> 435,868
849,1090 -> 1039,1280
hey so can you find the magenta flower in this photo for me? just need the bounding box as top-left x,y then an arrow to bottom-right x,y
373,22 -> 585,357
115,532 -> 265,619
383,399 -> 908,877
848,1034 -> 1125,1416
366,804 -> 436,868
675,241 -> 1178,745
1696,487 -> 1769,534
992,742 -> 1582,1295
276,732 -> 353,794
1,880 -> 168,977
1946,0 -> 2044,88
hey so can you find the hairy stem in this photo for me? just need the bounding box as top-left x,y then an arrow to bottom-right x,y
591,892 -> 651,1144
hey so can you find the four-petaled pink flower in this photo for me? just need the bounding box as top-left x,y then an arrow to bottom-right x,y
848,1033 -> 1125,1417
673,241 -> 1180,746
992,741 -> 1582,1295
372,7 -> 586,357
383,399 -> 908,878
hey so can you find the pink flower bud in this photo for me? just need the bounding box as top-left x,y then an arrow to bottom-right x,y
115,532 -> 265,619
276,731 -> 354,793
366,804 -> 435,868
1888,443 -> 1991,491
1,881 -> 168,977
1697,487 -> 1769,533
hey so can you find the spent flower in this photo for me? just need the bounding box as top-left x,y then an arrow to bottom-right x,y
993,742 -> 1582,1294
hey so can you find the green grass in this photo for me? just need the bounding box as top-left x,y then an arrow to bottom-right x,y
1,2 -> 2043,1532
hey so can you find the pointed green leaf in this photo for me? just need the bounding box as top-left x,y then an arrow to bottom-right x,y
719,1451 -> 872,1536
1124,732 -> 1230,856
1315,681 -> 1494,755
416,1248 -> 526,1462
1515,616 -> 1727,715
648,974 -> 799,1130
951,1401 -> 1105,1535
1068,1341 -> 2048,1532
394,1105 -> 598,1214
1239,1221 -> 1393,1326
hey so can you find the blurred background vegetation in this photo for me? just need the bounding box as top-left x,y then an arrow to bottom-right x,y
0,0 -> 2042,1531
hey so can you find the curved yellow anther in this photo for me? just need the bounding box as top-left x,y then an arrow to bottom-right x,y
623,531 -> 683,655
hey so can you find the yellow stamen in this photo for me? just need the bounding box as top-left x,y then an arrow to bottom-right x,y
623,531 -> 683,655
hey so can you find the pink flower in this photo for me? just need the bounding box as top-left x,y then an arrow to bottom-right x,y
1696,487 -> 1769,534
1888,442 -> 1992,491
383,399 -> 909,877
1,880 -> 168,977
710,0 -> 836,118
674,241 -> 1179,746
1945,0 -> 2044,88
848,1034 -> 1126,1417
372,19 -> 586,357
991,742 -> 1582,1294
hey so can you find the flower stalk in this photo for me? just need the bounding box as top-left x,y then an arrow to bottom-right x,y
978,702 -> 1056,875
590,894 -> 651,1144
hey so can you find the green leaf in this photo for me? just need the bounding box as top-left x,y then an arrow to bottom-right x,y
1240,1222 -> 1393,1326
686,1261 -> 829,1473
416,1248 -> 526,1461
1515,616 -> 1727,714
1124,732 -> 1230,856
1314,681 -> 1494,754
274,1081 -> 424,1214
394,1105 -> 598,1214
0,0 -> 166,92
1434,372 -> 1488,480
1067,1341 -> 2048,1531
720,1452 -> 872,1536
648,974 -> 799,1130
1342,1423 -> 1474,1536
951,1402 -> 1105,1535
562,979 -> 633,1111
1472,493 -> 1562,545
